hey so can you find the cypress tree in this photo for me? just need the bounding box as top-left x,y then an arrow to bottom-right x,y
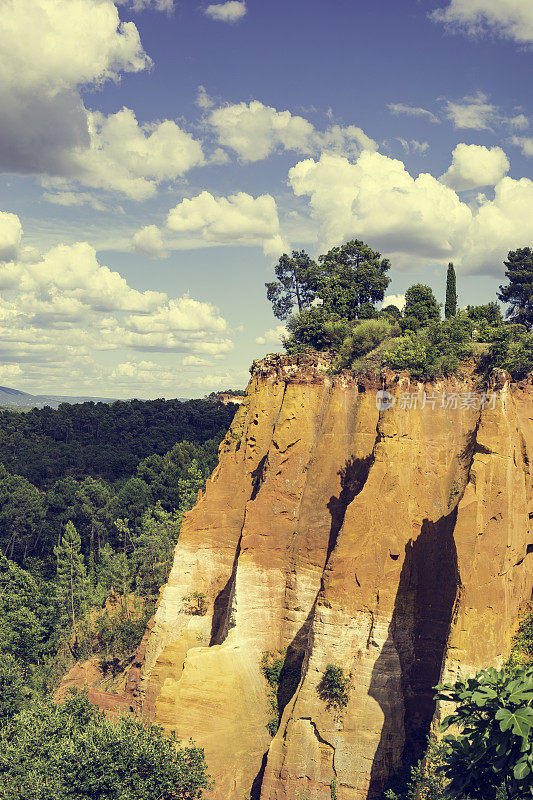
445,262 -> 457,319
54,520 -> 88,629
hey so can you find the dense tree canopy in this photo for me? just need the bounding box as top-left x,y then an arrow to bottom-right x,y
0,398 -> 236,487
403,284 -> 440,328
315,239 -> 391,320
498,247 -> 533,330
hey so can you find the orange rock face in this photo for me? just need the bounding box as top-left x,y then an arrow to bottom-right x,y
140,354 -> 533,800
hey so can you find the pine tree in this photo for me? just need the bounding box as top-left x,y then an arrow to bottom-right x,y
445,262 -> 457,319
54,521 -> 88,630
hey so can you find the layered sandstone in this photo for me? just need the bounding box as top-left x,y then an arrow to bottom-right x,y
140,353 -> 533,800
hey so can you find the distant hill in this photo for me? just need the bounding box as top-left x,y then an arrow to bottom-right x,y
0,385 -> 118,410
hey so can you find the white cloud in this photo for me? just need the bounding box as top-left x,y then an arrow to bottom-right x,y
182,355 -> 210,366
288,149 -> 533,275
445,92 -> 497,130
208,100 -> 377,162
398,139 -> 430,155
0,213 -> 23,261
440,143 -> 509,191
117,0 -> 174,11
507,114 -> 529,131
382,294 -> 406,311
167,191 -> 286,256
195,85 -> 214,109
388,103 -> 440,124
42,189 -> 105,211
60,108 -> 204,200
132,225 -> 169,258
432,0 -> 533,44
0,0 -> 149,96
0,0 -> 150,176
0,0 -> 204,201
204,1 -> 247,22
255,325 -> 287,346
0,218 -> 234,394
511,136 -> 533,157
289,151 -> 472,258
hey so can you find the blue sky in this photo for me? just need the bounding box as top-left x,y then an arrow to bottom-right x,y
1,0 -> 533,397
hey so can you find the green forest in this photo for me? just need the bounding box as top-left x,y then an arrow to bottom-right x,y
0,396 -> 238,798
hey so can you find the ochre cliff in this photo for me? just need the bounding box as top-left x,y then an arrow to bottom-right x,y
139,353 -> 533,800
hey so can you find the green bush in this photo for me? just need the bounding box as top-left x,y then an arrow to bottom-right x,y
0,690 -> 211,800
261,651 -> 284,736
504,334 -> 533,379
317,664 -> 350,711
334,318 -> 397,370
384,319 -> 472,380
283,307 -> 350,354
385,740 -> 449,800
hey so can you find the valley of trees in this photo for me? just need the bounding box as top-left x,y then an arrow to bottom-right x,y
267,242 -> 533,381
0,395 -> 239,799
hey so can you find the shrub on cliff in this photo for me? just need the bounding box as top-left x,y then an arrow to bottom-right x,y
333,318 -> 399,370
435,665 -> 533,800
283,307 -> 351,354
317,664 -> 350,711
0,690 -> 211,800
383,319 -> 472,379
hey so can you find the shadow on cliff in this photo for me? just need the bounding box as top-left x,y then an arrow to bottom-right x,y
367,508 -> 461,798
327,455 -> 374,558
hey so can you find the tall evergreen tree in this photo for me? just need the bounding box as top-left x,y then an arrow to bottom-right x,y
498,247 -> 533,330
445,262 -> 457,319
54,521 -> 88,629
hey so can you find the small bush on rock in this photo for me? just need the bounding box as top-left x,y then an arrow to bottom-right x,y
317,664 -> 350,711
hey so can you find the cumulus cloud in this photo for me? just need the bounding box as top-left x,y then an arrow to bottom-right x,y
388,103 -> 440,124
445,92 -> 498,130
382,294 -> 406,311
204,1 -> 247,22
132,224 -> 169,258
440,143 -> 509,191
0,0 -> 149,175
0,216 -> 233,395
288,149 -> 533,275
432,0 -> 533,44
208,100 -> 377,162
255,325 -> 287,346
55,108 -> 204,200
0,0 -> 203,200
0,213 -> 23,261
166,191 -> 286,255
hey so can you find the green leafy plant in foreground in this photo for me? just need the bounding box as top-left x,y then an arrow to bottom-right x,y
435,665 -> 533,800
